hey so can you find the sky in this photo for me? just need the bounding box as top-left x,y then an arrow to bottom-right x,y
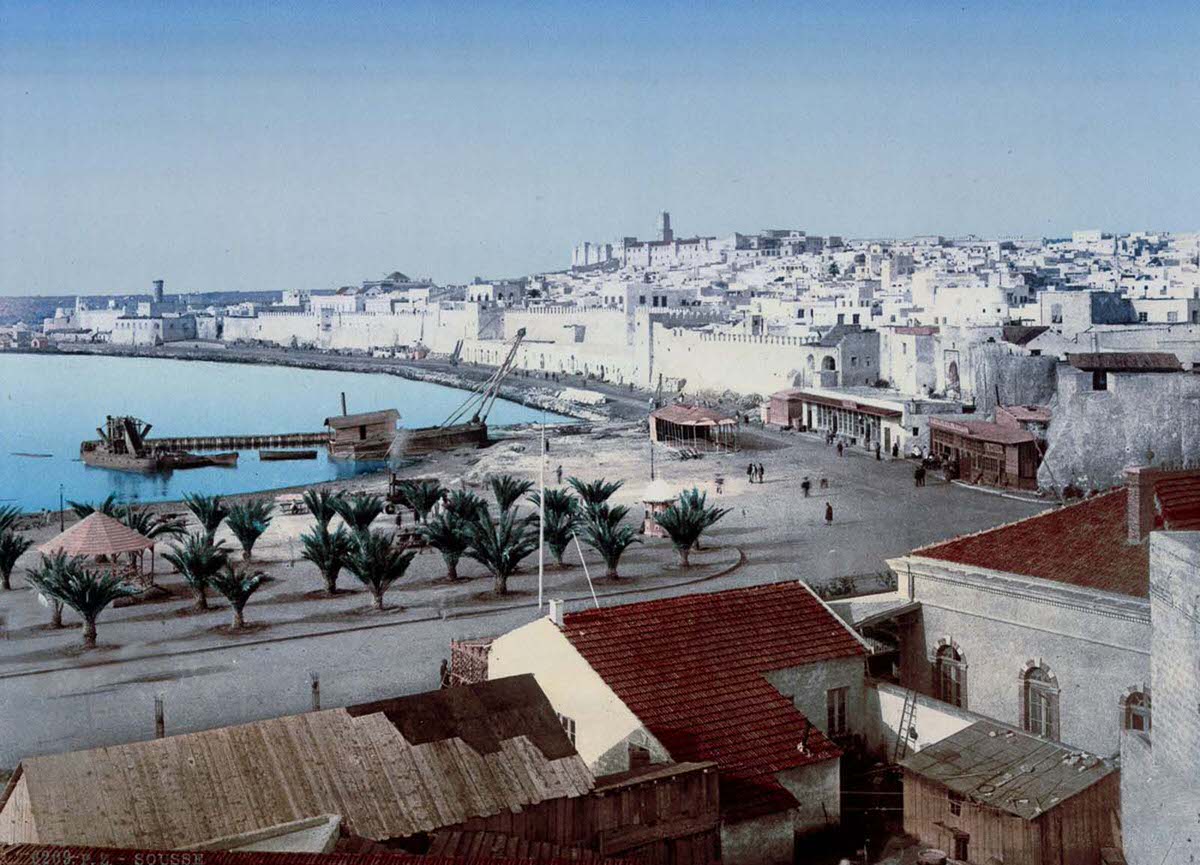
1,1 -> 1198,296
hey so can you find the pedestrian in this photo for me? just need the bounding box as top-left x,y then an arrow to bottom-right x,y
824,502 -> 833,526
757,462 -> 765,483
747,463 -> 755,484
875,443 -> 881,461
556,464 -> 563,485
820,477 -> 828,489
801,477 -> 811,498
892,442 -> 899,459
544,437 -> 550,454
914,466 -> 925,488
836,441 -> 844,458
715,476 -> 724,495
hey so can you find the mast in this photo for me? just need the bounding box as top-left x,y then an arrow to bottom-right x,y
538,409 -> 546,610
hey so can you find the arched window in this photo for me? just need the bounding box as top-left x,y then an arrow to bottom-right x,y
934,645 -> 967,709
1124,691 -> 1151,732
1022,665 -> 1060,740
822,356 -> 837,372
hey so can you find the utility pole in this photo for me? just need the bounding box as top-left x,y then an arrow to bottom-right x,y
537,409 -> 546,610
58,484 -> 64,532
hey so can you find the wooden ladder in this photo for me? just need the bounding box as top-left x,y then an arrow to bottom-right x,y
893,689 -> 918,763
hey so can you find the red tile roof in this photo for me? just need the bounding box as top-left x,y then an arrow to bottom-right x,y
913,490 -> 1150,598
560,582 -> 866,823
1157,476 -> 1200,531
929,417 -> 1035,446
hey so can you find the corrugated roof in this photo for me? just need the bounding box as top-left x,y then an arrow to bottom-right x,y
429,831 -> 612,864
324,409 -> 401,429
998,405 -> 1052,423
0,845 -> 623,865
901,720 -> 1117,820
6,680 -> 593,849
649,404 -> 738,426
1157,475 -> 1200,531
1067,352 -> 1182,373
560,582 -> 866,823
929,417 -> 1035,446
913,490 -> 1148,598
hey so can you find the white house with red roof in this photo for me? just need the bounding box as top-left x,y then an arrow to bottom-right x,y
486,581 -> 870,865
884,465 -> 1200,756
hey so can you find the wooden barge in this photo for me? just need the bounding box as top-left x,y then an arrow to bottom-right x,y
259,449 -> 319,461
80,416 -> 240,473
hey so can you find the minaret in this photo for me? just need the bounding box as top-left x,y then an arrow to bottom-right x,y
152,279 -> 164,304
660,212 -> 673,244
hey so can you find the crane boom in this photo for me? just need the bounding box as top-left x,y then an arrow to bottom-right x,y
440,328 -> 527,428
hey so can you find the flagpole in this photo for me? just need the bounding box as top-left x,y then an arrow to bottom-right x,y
538,408 -> 546,610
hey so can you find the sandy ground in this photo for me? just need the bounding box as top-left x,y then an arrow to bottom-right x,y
0,416 -> 1049,769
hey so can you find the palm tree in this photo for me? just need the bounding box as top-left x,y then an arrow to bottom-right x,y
345,531 -> 416,610
331,493 -> 385,534
119,506 -> 187,541
490,475 -> 534,514
26,552 -> 80,627
302,489 -> 343,530
397,480 -> 445,524
0,505 -> 23,535
26,558 -> 137,648
445,489 -> 488,524
420,511 -> 473,581
654,487 -> 731,568
0,530 -> 34,590
67,493 -> 121,518
567,477 -> 624,508
163,533 -> 230,610
226,499 -> 273,560
466,510 -> 539,595
527,488 -> 579,567
209,564 -> 266,630
183,493 -> 230,540
578,503 -> 641,579
299,524 -> 354,595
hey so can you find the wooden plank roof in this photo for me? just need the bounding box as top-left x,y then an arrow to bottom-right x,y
324,409 -> 401,429
6,679 -> 593,849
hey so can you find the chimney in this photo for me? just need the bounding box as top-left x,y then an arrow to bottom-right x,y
548,599 -> 565,628
1125,465 -> 1158,544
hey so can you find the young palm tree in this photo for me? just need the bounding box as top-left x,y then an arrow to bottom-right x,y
299,523 -> 354,595
567,477 -> 624,508
26,558 -> 137,648
163,533 -> 230,610
119,506 -> 187,541
226,499 -> 273,561
466,510 -> 539,595
209,564 -> 266,630
26,552 -> 80,627
345,531 -> 416,610
578,503 -> 641,579
67,493 -> 121,518
331,493 -> 385,534
420,511 -> 473,581
490,475 -> 534,514
0,530 -> 34,590
653,487 -> 731,568
0,505 -> 23,535
527,488 -> 579,567
183,493 -> 230,540
444,489 -> 489,524
302,489 -> 343,530
397,480 -> 445,524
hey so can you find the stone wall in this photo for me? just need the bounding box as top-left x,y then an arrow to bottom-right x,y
1039,366 -> 1200,491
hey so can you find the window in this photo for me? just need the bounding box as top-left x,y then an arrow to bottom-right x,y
826,687 -> 849,736
953,834 -> 969,861
1138,311 -> 1149,323
639,295 -> 646,305
1022,665 -> 1060,740
933,645 -> 967,709
1124,691 -> 1151,732
556,712 -> 576,745
1168,311 -> 1179,323
948,790 -> 964,817
1092,370 -> 1108,391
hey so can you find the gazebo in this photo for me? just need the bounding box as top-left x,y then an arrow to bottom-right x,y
649,404 -> 739,452
37,512 -> 157,584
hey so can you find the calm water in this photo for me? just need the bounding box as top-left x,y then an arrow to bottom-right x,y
0,354 -> 566,512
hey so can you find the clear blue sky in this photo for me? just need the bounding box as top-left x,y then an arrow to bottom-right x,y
1,1 -> 1197,295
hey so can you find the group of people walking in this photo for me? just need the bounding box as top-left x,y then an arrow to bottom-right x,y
746,462 -> 766,484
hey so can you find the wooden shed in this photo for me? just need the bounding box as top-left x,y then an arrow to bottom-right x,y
928,417 -> 1042,491
324,408 -> 400,460
649,404 -> 738,452
901,720 -> 1120,865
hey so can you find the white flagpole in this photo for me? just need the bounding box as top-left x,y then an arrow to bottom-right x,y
538,408 -> 546,610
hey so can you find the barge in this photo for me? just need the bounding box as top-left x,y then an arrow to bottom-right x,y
80,416 -> 240,473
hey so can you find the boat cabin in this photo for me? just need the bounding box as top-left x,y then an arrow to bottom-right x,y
325,409 -> 400,460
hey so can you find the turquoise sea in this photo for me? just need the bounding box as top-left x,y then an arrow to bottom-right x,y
0,354 -> 566,512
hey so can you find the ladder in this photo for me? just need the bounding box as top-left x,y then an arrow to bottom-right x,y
893,689 -> 918,763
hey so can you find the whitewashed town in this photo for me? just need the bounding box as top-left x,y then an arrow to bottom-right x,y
1,215 -> 1198,865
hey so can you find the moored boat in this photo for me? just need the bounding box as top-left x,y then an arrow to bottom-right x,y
259,449 -> 318,461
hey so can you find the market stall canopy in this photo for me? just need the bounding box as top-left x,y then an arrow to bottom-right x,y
37,512 -> 155,558
650,404 -> 738,427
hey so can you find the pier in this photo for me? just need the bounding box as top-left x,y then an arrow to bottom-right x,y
82,431 -> 329,452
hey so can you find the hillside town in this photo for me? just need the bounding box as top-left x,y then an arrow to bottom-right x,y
1,216 -> 1199,865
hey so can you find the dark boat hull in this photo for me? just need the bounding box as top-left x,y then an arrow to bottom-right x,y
259,449 -> 318,461
401,422 -> 488,455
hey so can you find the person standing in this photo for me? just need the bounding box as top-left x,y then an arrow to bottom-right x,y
875,443 -> 882,461
801,477 -> 811,498
556,464 -> 563,485
747,463 -> 755,484
836,441 -> 844,458
757,463 -> 765,483
824,502 -> 834,526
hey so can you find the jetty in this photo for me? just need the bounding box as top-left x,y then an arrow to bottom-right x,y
146,432 -> 327,450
